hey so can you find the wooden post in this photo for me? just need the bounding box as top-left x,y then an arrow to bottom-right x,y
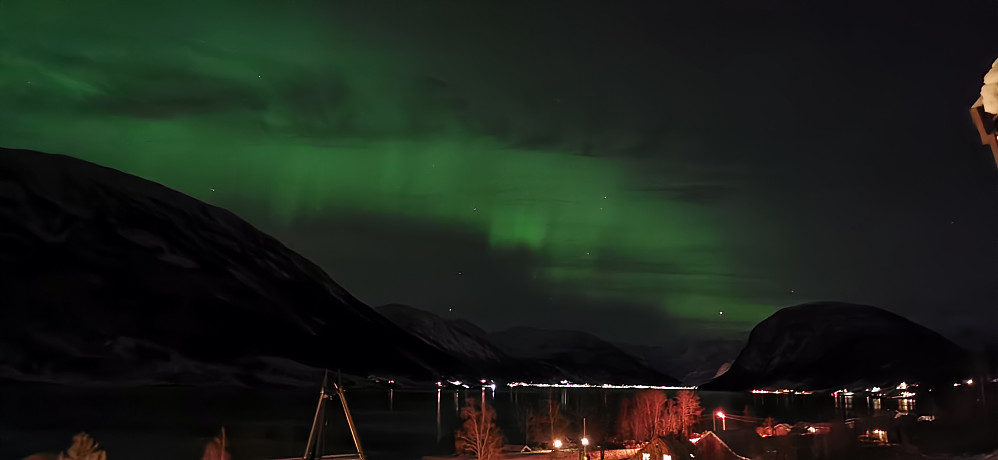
303,371 -> 330,460
337,381 -> 367,460
970,96 -> 998,165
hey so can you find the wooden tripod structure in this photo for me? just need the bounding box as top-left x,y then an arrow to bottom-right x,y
300,370 -> 367,460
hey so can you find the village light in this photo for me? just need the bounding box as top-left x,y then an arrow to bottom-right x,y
715,411 -> 727,431
553,439 -> 562,449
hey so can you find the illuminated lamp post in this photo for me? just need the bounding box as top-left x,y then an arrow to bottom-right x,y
581,417 -> 589,460
715,411 -> 726,431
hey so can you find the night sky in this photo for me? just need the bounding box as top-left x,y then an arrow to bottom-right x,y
2,1 -> 996,347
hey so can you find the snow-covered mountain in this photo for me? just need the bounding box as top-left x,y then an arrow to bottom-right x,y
489,327 -> 680,385
619,339 -> 744,386
376,305 -> 679,385
703,302 -> 971,391
375,304 -> 517,377
0,147 -> 460,385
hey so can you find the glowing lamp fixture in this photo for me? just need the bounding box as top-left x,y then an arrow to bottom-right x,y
581,437 -> 589,446
716,411 -> 725,419
553,439 -> 562,449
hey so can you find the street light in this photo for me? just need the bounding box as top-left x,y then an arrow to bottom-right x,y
581,437 -> 589,446
553,439 -> 562,449
716,411 -> 727,431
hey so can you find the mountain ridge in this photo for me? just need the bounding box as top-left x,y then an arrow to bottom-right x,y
703,301 -> 972,391
0,147 -> 460,385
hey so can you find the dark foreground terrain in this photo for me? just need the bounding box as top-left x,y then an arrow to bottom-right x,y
2,384 -> 996,460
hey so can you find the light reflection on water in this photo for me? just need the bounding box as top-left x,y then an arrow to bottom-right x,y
0,386 -> 924,460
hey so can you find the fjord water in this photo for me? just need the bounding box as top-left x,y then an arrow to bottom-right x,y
0,386 -> 911,460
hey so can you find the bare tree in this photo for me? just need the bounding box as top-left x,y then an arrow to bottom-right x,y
455,397 -> 503,460
619,390 -> 704,441
57,433 -> 106,460
528,391 -> 567,446
618,397 -> 638,440
622,390 -> 670,441
201,428 -> 232,460
662,397 -> 680,436
673,390 -> 703,437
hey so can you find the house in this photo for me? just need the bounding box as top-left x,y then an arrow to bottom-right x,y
692,431 -> 750,460
626,436 -> 695,460
773,424 -> 792,437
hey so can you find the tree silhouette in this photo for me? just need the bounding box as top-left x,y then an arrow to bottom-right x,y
455,397 -> 504,460
57,433 -> 106,460
620,390 -> 670,440
527,391 -> 568,446
674,390 -> 703,437
201,428 -> 232,460
619,390 -> 704,440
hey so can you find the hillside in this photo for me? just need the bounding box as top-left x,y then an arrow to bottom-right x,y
0,147 -> 459,385
489,327 -> 679,385
703,302 -> 971,391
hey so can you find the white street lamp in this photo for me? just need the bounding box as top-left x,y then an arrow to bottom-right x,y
716,411 -> 727,431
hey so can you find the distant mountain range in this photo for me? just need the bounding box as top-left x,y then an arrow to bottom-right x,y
0,148 -> 984,391
375,305 -> 679,385
619,339 -> 744,386
373,304 -> 517,379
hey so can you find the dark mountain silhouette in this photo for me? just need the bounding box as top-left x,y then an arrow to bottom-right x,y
619,339 -> 744,386
489,326 -> 680,385
374,304 -> 519,379
0,147 -> 460,385
376,305 -> 679,385
703,302 -> 972,391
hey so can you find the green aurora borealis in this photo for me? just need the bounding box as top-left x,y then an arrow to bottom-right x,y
3,1 -> 996,344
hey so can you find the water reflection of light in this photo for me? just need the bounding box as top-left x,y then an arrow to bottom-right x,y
899,398 -> 915,412
872,398 -> 881,410
507,382 -> 694,390
436,389 -> 442,441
